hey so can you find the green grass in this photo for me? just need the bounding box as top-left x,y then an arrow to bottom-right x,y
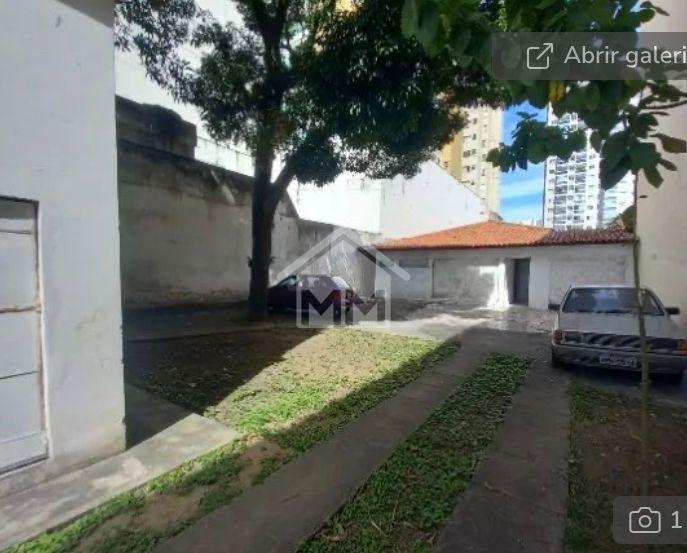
7,329 -> 457,553
300,353 -> 530,553
565,382 -> 687,553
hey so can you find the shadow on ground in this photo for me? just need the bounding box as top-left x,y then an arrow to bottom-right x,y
124,327 -> 321,415
22,332 -> 460,553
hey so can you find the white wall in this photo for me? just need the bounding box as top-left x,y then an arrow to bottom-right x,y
0,0 -> 124,495
289,161 -> 488,238
381,244 -> 633,310
637,0 -> 687,331
288,173 -> 383,234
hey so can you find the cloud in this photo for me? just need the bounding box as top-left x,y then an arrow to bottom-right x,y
501,178 -> 544,201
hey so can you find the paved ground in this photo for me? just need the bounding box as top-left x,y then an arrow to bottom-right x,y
563,364 -> 687,407
124,302 -> 687,406
124,300 -> 554,342
154,329 -> 554,553
123,304 -> 282,341
0,386 -> 238,550
436,336 -> 570,553
358,300 -> 554,340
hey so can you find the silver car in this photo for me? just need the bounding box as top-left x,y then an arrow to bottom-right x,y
550,285 -> 687,383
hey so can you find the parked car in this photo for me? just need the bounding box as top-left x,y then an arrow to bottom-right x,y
550,285 -> 687,383
267,274 -> 360,314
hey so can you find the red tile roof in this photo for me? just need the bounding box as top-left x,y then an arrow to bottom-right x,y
376,221 -> 634,251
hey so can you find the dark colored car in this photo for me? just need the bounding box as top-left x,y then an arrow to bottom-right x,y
267,274 -> 359,314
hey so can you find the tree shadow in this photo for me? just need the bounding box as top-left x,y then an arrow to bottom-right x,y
23,335 -> 459,552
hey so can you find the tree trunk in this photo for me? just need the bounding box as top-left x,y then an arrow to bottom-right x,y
248,117 -> 278,320
248,176 -> 274,319
632,175 -> 650,496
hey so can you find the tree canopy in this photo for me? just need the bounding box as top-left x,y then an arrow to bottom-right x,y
116,0 -> 505,186
115,0 -> 508,315
401,0 -> 687,190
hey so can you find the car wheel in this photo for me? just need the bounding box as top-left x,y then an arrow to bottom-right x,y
551,350 -> 565,369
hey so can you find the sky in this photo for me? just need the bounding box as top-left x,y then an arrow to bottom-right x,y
499,104 -> 547,224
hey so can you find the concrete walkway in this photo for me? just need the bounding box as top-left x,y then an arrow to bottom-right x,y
0,386 -> 237,550
436,339 -> 570,553
155,329 -> 548,553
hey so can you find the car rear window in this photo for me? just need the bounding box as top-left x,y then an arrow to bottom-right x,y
562,288 -> 663,315
332,276 -> 350,288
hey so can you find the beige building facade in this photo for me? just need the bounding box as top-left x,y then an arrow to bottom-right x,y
439,106 -> 503,214
637,0 -> 687,331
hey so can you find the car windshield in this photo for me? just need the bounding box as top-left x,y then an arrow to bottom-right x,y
300,275 -> 335,289
332,276 -> 350,288
562,288 -> 664,315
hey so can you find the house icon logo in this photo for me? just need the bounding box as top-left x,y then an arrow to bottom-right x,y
275,228 -> 410,328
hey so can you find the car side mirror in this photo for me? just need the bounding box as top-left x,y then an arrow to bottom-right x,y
666,307 -> 680,316
548,303 -> 560,311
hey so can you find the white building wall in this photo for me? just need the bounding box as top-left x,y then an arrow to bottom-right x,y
0,0 -> 124,495
637,0 -> 687,331
289,161 -> 488,239
381,244 -> 633,310
288,174 -> 383,234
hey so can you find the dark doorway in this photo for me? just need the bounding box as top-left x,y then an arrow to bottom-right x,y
512,258 -> 531,305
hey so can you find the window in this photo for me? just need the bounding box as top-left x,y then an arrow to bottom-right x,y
399,259 -> 429,269
563,288 -> 663,315
277,275 -> 298,287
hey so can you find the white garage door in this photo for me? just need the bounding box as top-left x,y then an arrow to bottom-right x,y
389,260 -> 431,299
433,259 -> 498,306
0,199 -> 46,473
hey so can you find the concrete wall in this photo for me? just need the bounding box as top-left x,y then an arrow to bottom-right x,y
289,161 -> 488,238
381,244 -> 633,310
117,108 -> 379,306
637,0 -> 687,331
0,0 -> 124,495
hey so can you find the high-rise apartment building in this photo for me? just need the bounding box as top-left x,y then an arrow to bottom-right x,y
439,106 -> 503,214
543,109 -> 634,230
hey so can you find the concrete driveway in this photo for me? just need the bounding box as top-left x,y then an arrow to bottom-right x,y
354,299 -> 555,341
356,299 -> 687,407
123,300 -> 687,407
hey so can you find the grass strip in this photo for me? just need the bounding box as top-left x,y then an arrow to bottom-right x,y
300,353 -> 529,553
7,330 -> 457,553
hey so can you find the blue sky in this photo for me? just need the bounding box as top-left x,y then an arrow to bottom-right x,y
499,104 -> 546,223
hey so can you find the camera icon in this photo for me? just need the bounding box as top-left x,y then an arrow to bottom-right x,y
629,507 -> 662,534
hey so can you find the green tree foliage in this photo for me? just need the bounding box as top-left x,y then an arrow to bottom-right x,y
401,0 -> 687,190
116,0 -> 505,316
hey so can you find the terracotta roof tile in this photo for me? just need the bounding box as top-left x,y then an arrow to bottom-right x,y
376,221 -> 633,251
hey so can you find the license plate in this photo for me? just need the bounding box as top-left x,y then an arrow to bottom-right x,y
598,353 -> 638,369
